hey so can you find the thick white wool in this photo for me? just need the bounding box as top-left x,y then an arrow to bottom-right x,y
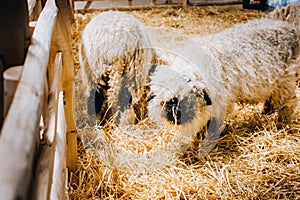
149,18 -> 300,138
79,11 -> 157,124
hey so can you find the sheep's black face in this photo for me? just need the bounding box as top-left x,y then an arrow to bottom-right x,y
164,90 -> 212,125
165,96 -> 196,125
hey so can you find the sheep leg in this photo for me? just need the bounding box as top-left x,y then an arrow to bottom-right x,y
264,78 -> 298,125
263,98 -> 275,115
109,73 -> 137,126
199,117 -> 222,156
87,87 -> 105,117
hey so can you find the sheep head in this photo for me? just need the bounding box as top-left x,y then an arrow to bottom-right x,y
148,63 -> 213,134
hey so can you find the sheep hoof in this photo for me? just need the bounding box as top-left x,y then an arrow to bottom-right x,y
263,99 -> 275,115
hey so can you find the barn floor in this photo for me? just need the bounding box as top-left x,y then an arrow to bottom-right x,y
69,5 -> 300,200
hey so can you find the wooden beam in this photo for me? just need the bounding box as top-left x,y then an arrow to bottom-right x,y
74,0 -> 243,12
54,0 -> 78,172
84,1 -> 92,10
27,0 -> 37,15
74,0 -> 193,12
33,52 -> 62,200
75,4 -> 183,13
128,0 -> 133,6
30,0 -> 43,21
189,0 -> 242,6
68,0 -> 75,23
50,92 -> 67,200
0,0 -> 58,199
28,0 -> 43,21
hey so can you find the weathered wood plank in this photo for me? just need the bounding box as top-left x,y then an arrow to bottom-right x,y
47,0 -> 77,173
84,1 -> 93,10
54,0 -> 78,172
27,0 -> 37,15
73,0 -> 241,3
29,0 -> 43,21
189,0 -> 242,5
28,0 -> 41,21
68,0 -> 75,23
74,0 -> 193,12
75,4 -> 183,13
33,52 -> 62,200
73,0 -> 116,1
50,92 -> 67,200
48,52 -> 63,144
0,0 -> 58,199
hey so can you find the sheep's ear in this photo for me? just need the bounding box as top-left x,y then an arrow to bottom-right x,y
203,90 -> 212,106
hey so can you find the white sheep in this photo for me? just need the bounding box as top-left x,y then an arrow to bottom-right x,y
148,17 -> 300,150
79,11 -> 157,125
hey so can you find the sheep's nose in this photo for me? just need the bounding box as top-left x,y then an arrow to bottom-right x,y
166,97 -> 181,124
165,97 -> 195,125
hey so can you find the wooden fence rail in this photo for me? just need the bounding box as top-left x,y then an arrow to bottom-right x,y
33,52 -> 66,200
74,0 -> 189,12
0,0 -> 75,199
73,0 -> 242,13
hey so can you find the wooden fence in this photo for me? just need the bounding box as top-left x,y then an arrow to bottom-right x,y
0,0 -> 76,199
74,0 -> 189,12
73,0 -> 242,12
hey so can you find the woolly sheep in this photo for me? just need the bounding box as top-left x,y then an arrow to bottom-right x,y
148,18 -> 300,145
79,11 -> 157,125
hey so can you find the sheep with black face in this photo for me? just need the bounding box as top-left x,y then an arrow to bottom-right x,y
79,11 -> 157,125
148,18 -> 300,141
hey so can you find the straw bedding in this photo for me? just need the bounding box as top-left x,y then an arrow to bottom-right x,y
69,5 -> 300,199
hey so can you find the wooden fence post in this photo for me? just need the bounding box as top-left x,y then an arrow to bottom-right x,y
33,52 -> 64,200
0,0 -> 58,198
53,0 -> 78,172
